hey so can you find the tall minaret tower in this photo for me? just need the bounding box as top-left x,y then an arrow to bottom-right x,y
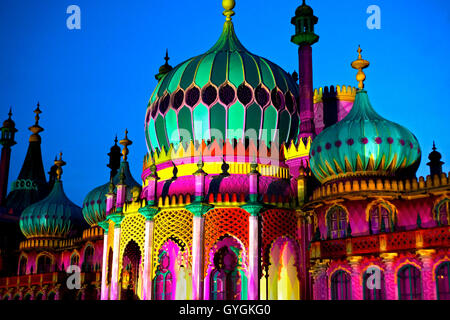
0,108 -> 17,206
291,0 -> 319,141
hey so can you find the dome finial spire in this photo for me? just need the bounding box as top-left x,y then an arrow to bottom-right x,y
119,129 -> 133,161
54,152 -> 67,181
351,45 -> 370,90
222,0 -> 236,22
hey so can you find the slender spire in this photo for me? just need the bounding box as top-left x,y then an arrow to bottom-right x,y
351,45 -> 370,90
29,102 -> 44,142
222,0 -> 236,22
107,134 -> 122,179
155,49 -> 173,81
119,129 -> 133,161
54,152 -> 66,181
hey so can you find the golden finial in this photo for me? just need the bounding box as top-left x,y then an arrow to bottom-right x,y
222,0 -> 236,21
54,152 -> 67,181
34,102 -> 42,125
29,102 -> 44,141
351,45 -> 370,90
119,129 -> 133,161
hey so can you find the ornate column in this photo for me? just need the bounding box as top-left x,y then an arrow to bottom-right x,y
417,249 -> 436,300
348,256 -> 363,300
241,161 -> 263,300
186,158 -> 211,300
109,215 -> 123,300
310,260 -> 329,300
187,203 -> 212,300
98,221 -> 110,300
139,206 -> 159,300
380,253 -> 398,300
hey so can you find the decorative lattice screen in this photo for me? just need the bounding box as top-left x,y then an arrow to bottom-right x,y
261,209 -> 298,268
152,209 -> 193,278
204,208 -> 249,276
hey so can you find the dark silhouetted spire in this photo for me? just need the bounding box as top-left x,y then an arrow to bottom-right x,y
107,135 -> 122,180
427,141 -> 444,176
0,108 -> 18,206
5,103 -> 49,215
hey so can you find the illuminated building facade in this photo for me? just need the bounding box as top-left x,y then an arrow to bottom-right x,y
0,0 -> 448,300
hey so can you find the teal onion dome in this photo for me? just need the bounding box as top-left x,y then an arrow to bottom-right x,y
82,161 -> 140,226
145,19 -> 299,152
19,180 -> 84,238
309,90 -> 421,183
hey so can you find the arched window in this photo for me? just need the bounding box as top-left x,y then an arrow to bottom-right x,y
435,200 -> 449,226
23,294 -> 31,301
398,265 -> 422,300
154,252 -> 173,300
70,253 -> 79,267
37,255 -> 52,274
83,246 -> 94,272
3,295 -> 10,300
436,262 -> 450,300
35,293 -> 43,301
369,203 -> 393,234
327,206 -> 348,239
13,294 -> 20,300
47,292 -> 56,300
19,256 -> 27,275
330,270 -> 351,300
210,246 -> 241,300
363,267 -> 386,300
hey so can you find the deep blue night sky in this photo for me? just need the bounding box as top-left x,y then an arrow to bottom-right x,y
0,0 -> 449,205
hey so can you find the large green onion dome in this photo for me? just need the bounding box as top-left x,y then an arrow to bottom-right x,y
309,48 -> 421,184
82,161 -> 140,226
145,4 -> 299,152
19,155 -> 85,238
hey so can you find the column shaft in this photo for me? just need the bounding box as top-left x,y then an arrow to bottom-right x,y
110,227 -> 121,300
248,215 -> 259,300
192,216 -> 205,300
100,232 -> 109,300
142,219 -> 155,300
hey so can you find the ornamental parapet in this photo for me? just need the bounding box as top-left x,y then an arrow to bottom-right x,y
310,225 -> 450,260
0,272 -> 101,290
19,236 -> 85,251
310,172 -> 450,202
313,85 -> 357,104
142,138 -> 306,182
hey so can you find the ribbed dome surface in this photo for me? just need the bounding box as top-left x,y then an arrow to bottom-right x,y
82,161 -> 140,226
310,90 -> 421,183
145,20 -> 299,152
19,180 -> 83,238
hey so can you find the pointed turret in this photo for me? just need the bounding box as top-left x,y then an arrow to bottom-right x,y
107,135 -> 122,180
291,0 -> 319,141
155,49 -> 173,81
0,108 -> 18,206
427,142 -> 444,176
82,131 -> 139,226
5,103 -> 49,215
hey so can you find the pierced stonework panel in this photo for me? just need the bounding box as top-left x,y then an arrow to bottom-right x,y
152,209 -> 193,278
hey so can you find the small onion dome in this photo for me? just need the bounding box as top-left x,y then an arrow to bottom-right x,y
19,154 -> 84,238
155,50 -> 173,81
295,0 -> 314,17
2,108 -> 16,129
82,161 -> 140,226
309,90 -> 421,183
428,142 -> 443,163
309,47 -> 421,184
145,1 -> 299,152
